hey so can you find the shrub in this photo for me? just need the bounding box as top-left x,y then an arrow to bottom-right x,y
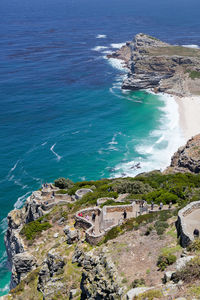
113,180 -> 153,194
154,220 -> 169,235
135,289 -> 162,300
20,217 -> 52,240
175,256 -> 200,282
55,189 -> 68,194
132,278 -> 145,288
103,226 -> 122,243
54,177 -> 74,189
187,240 -> 200,252
157,254 -> 176,271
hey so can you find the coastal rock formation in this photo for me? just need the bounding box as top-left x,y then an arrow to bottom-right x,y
11,253 -> 37,288
109,33 -> 200,96
165,134 -> 200,174
37,250 -> 66,298
72,246 -> 123,299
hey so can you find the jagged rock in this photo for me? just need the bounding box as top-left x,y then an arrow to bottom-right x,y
126,287 -> 153,299
72,247 -> 123,299
64,225 -> 79,244
175,255 -> 195,271
109,33 -> 200,97
165,134 -> 200,174
38,250 -> 65,298
11,253 -> 37,289
163,271 -> 175,283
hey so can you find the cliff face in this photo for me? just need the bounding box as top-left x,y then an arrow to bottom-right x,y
109,33 -> 200,96
4,193 -> 45,289
165,134 -> 200,174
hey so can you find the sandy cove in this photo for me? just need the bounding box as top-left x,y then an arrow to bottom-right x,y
175,95 -> 200,142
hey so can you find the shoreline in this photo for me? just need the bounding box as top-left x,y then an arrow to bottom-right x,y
175,95 -> 200,142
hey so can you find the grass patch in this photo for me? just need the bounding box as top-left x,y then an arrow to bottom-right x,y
135,289 -> 162,300
20,216 -> 52,240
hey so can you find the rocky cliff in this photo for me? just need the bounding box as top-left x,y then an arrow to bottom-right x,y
109,33 -> 200,96
165,134 -> 200,174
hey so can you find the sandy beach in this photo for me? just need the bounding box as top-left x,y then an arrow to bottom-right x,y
175,95 -> 200,141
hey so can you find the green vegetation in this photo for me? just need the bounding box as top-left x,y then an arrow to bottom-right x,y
54,172 -> 200,211
174,256 -> 200,282
54,177 -> 74,189
188,70 -> 200,79
146,45 -> 200,58
20,216 -> 52,240
157,253 -> 176,271
100,209 -> 174,243
55,189 -> 68,194
187,239 -> 200,252
131,278 -> 145,288
135,289 -> 162,300
100,199 -> 131,208
112,180 -> 153,194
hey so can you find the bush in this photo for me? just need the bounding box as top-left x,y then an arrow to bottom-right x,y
135,289 -> 162,300
175,256 -> 200,282
54,177 -> 74,189
55,189 -> 68,194
132,278 -> 145,288
187,240 -> 200,252
154,220 -> 169,235
20,217 -> 52,240
113,180 -> 153,194
157,254 -> 176,271
103,226 -> 122,243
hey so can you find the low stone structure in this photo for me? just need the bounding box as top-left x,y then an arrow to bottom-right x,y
75,203 -> 136,245
176,201 -> 200,247
75,188 -> 93,200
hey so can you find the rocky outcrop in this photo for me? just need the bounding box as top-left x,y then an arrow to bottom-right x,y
107,42 -> 132,66
11,252 -> 37,289
37,250 -> 65,299
165,134 -> 200,174
4,192 -> 46,289
109,33 -> 200,96
72,246 -> 123,299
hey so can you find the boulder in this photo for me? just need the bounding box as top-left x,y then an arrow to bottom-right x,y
64,225 -> 79,244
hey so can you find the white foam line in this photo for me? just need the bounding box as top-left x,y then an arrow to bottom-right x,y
92,46 -> 108,52
50,143 -> 62,161
96,34 -> 107,39
0,283 -> 9,293
110,93 -> 185,178
110,42 -> 126,49
14,191 -> 30,209
182,44 -> 199,49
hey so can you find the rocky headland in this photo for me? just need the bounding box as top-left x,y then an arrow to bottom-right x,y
109,33 -> 200,97
2,34 -> 200,300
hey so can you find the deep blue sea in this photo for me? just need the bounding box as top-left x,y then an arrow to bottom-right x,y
1,0 -> 200,294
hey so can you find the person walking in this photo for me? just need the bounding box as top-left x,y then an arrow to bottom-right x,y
123,210 -> 127,220
92,212 -> 96,222
151,201 -> 154,210
159,202 -> 163,210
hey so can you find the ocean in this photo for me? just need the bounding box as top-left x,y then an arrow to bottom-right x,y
1,0 -> 200,294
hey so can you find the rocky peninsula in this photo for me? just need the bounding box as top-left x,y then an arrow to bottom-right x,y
2,34 -> 200,299
108,33 -> 200,141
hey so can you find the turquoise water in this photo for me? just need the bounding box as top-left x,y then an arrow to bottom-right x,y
1,0 -> 200,294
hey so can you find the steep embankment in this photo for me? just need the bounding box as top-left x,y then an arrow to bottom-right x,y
165,134 -> 200,174
109,33 -> 200,96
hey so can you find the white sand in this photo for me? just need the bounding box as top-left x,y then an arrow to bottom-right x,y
175,95 -> 200,141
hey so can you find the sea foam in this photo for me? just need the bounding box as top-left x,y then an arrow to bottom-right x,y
96,34 -> 107,39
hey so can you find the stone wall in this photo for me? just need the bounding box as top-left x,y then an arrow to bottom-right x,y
75,203 -> 135,245
176,201 -> 200,247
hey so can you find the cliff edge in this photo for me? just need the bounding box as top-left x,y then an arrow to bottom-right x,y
109,33 -> 200,96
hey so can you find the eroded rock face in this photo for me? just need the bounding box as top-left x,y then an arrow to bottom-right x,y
37,250 -> 65,299
165,134 -> 200,174
72,246 -> 123,299
109,33 -> 200,96
11,253 -> 37,289
4,193 -> 44,288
